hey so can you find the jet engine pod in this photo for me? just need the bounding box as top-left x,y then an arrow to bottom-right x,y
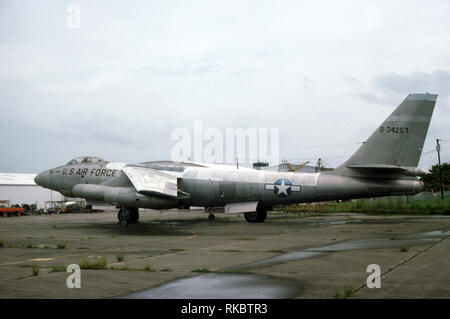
72,184 -> 178,209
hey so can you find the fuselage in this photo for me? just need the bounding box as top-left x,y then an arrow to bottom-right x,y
35,159 -> 423,210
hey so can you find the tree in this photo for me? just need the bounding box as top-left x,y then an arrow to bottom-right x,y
421,162 -> 450,192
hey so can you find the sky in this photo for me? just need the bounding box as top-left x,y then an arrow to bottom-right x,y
1,0 -> 449,173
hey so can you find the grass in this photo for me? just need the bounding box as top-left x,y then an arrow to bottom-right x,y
116,254 -> 124,262
56,243 -> 67,249
333,286 -> 356,299
169,248 -> 185,252
400,246 -> 409,252
159,268 -> 172,272
192,267 -> 212,273
109,265 -> 155,272
25,242 -> 36,249
344,286 -> 355,298
79,257 -> 108,270
220,269 -> 252,275
31,265 -> 39,276
234,237 -> 256,241
0,239 -> 4,248
286,196 -> 450,215
333,292 -> 342,299
143,265 -> 155,272
51,266 -> 67,273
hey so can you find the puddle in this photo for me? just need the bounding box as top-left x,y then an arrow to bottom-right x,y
403,230 -> 450,238
29,220 -> 111,225
312,220 -> 362,226
120,273 -> 301,299
119,227 -> 449,299
241,228 -> 449,268
241,251 -> 324,268
305,238 -> 438,252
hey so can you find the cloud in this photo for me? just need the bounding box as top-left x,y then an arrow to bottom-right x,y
1,1 -> 450,171
358,70 -> 450,107
374,70 -> 450,97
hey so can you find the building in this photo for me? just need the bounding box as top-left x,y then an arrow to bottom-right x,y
0,173 -> 64,208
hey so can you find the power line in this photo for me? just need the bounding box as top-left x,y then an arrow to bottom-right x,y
283,142 -> 363,150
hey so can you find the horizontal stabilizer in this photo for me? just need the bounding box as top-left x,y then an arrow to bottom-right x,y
122,166 -> 189,199
346,164 -> 426,176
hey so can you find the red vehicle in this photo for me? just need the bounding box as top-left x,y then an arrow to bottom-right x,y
0,200 -> 24,217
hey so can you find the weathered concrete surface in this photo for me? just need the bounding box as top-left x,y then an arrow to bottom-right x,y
0,209 -> 448,298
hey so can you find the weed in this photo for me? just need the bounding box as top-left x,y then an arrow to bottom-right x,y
51,266 -> 67,273
220,269 -> 252,275
159,268 -> 172,272
25,242 -> 36,249
143,265 -> 155,272
56,243 -> 67,249
79,257 -> 107,270
31,265 -> 39,276
344,286 -> 355,298
192,267 -> 212,273
333,292 -> 342,299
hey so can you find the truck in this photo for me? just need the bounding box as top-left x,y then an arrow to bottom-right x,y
0,200 -> 24,217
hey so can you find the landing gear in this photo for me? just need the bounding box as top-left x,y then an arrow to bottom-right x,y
205,207 -> 216,221
244,206 -> 267,223
118,207 -> 139,227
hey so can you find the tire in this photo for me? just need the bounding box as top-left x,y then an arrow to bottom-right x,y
118,208 -> 131,227
244,206 -> 267,223
129,208 -> 139,223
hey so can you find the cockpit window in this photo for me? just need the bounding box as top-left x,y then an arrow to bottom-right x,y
66,156 -> 106,165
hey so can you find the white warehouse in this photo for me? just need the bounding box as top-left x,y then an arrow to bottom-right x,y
0,173 -> 64,208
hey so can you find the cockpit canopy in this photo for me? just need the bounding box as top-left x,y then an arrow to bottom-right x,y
66,156 -> 107,165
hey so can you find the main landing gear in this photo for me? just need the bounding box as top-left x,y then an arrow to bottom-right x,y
118,207 -> 139,227
244,205 -> 267,223
204,207 -> 216,221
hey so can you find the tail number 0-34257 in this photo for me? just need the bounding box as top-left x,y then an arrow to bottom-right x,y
379,126 -> 408,134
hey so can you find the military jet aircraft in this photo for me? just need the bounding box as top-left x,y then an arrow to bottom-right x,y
35,93 -> 437,227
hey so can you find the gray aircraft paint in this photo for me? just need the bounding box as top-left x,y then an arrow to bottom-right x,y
34,93 -> 437,224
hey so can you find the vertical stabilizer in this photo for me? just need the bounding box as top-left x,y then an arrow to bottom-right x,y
338,93 -> 437,170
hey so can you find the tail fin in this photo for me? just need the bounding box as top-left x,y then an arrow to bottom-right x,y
336,93 -> 437,173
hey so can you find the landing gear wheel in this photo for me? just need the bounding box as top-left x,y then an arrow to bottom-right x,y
208,213 -> 215,220
244,206 -> 267,223
244,212 -> 258,222
129,208 -> 139,223
118,208 -> 131,228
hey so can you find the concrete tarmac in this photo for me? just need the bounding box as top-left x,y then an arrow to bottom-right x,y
0,209 -> 448,299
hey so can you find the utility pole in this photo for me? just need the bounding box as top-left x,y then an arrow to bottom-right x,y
436,139 -> 444,200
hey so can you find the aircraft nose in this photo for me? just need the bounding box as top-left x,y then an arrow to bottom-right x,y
34,171 -> 49,187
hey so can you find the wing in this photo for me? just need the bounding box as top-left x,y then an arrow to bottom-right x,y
122,166 -> 189,199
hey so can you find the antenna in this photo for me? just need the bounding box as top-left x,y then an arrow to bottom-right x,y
436,139 -> 444,199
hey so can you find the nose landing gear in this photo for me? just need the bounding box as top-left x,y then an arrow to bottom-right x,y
118,207 -> 139,227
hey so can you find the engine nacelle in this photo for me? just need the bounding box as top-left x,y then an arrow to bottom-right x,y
72,184 -> 178,209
